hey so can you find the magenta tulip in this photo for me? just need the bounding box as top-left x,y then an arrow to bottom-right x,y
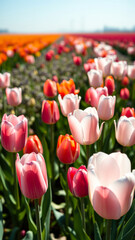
67,165 -> 88,197
1,114 -> 28,152
16,152 -> 48,199
88,152 -> 135,219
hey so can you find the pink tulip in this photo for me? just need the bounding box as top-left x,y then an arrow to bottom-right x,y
6,87 -> 22,106
58,93 -> 81,117
1,114 -> 28,152
67,165 -> 88,197
95,57 -> 112,77
16,152 -> 48,199
127,65 -> 135,80
0,72 -> 10,88
87,69 -> 103,88
88,152 -> 135,219
120,88 -> 130,100
97,95 -> 116,120
68,107 -> 104,145
25,55 -> 35,64
85,87 -> 108,108
41,100 -> 60,124
111,61 -> 127,79
114,116 -> 135,146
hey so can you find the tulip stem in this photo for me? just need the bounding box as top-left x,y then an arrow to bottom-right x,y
106,219 -> 112,240
13,153 -> 20,210
34,199 -> 42,240
50,124 -> 54,181
65,164 -> 69,228
2,89 -> 6,114
80,198 -> 86,231
86,145 -> 90,161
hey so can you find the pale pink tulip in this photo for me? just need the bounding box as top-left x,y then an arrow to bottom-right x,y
16,152 -> 48,199
6,87 -> 22,106
68,107 -> 103,145
95,57 -> 112,77
111,61 -> 127,79
88,152 -> 135,219
1,114 -> 28,152
127,65 -> 135,80
85,87 -> 108,108
97,95 -> 116,120
87,69 -> 103,88
114,116 -> 135,146
58,93 -> 81,117
0,72 -> 10,89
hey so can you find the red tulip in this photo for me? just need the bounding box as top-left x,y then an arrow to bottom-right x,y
16,152 -> 48,199
121,76 -> 129,86
120,88 -> 130,100
121,107 -> 135,118
73,56 -> 82,66
105,76 -> 115,95
1,114 -> 28,152
67,165 -> 88,197
57,134 -> 80,164
23,135 -> 43,154
41,100 -> 60,124
43,79 -> 57,98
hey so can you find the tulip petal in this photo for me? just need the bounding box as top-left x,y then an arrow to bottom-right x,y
21,161 -> 47,199
110,173 -> 135,216
73,169 -> 88,197
1,121 -> 15,152
81,115 -> 99,144
68,114 -> 83,144
67,167 -> 78,194
92,186 -> 121,219
109,152 -> 131,176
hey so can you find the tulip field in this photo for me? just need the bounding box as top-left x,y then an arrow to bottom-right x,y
1,32 -> 135,240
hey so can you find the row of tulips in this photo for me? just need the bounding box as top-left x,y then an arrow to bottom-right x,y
1,34 -> 135,240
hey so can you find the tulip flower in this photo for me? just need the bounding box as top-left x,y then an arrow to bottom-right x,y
57,79 -> 79,98
24,55 -> 35,64
87,152 -> 135,219
97,95 -> 116,120
1,114 -> 28,152
121,107 -> 135,118
68,107 -> 104,145
57,134 -> 80,164
6,87 -> 22,106
127,65 -> 135,80
114,116 -> 135,146
73,56 -> 82,66
16,152 -> 48,199
23,135 -> 43,154
85,87 -> 108,108
105,76 -> 115,95
58,93 -> 81,117
120,88 -> 130,100
43,79 -> 57,98
67,165 -> 88,197
0,72 -> 10,88
111,61 -> 127,79
95,57 -> 112,77
87,69 -> 103,88
41,100 -> 60,124
121,76 -> 129,86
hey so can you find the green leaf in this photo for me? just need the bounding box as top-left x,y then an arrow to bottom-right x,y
0,200 -> 3,240
24,197 -> 37,234
122,212 -> 135,240
74,206 -> 91,240
41,180 -> 52,240
9,227 -> 19,240
22,231 -> 33,240
42,137 -> 52,179
94,222 -> 102,240
52,207 -> 66,233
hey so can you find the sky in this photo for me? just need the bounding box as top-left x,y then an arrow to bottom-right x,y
0,0 -> 135,33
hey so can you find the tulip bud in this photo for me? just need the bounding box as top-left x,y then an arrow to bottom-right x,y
57,134 -> 80,164
73,56 -> 82,66
120,88 -> 130,100
43,79 -> 57,98
105,76 -> 115,95
41,100 -> 60,124
67,166 -> 88,197
23,135 -> 43,154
